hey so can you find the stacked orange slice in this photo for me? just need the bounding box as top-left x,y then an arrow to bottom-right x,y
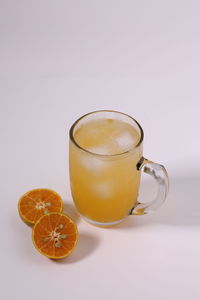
18,188 -> 78,259
32,213 -> 78,259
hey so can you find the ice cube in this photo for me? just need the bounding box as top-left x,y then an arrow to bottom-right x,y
87,145 -> 108,155
92,182 -> 113,199
115,132 -> 134,151
80,155 -> 105,172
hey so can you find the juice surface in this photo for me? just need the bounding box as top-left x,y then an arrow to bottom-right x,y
74,118 -> 140,155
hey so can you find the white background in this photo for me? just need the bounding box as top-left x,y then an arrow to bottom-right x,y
1,1 -> 200,299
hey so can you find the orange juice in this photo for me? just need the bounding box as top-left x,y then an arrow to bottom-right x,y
69,117 -> 142,225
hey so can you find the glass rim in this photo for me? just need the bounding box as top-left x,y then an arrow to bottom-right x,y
69,110 -> 144,157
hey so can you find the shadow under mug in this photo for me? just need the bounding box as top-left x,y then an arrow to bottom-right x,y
69,110 -> 169,226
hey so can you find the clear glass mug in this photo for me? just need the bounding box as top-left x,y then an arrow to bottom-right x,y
69,110 -> 169,226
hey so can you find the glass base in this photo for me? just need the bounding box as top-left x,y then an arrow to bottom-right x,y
80,214 -> 125,227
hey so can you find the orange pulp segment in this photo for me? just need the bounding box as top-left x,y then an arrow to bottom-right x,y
18,189 -> 63,225
32,213 -> 78,259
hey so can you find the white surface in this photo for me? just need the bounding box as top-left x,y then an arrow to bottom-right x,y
1,1 -> 200,299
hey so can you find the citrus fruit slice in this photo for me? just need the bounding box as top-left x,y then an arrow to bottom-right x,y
32,213 -> 78,259
18,189 -> 63,225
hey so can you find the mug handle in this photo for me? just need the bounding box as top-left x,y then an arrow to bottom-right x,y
130,157 -> 169,215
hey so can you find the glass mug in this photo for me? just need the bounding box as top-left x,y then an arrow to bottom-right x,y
69,110 -> 169,226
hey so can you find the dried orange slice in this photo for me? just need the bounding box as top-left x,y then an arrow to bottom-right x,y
32,213 -> 78,259
18,189 -> 63,225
